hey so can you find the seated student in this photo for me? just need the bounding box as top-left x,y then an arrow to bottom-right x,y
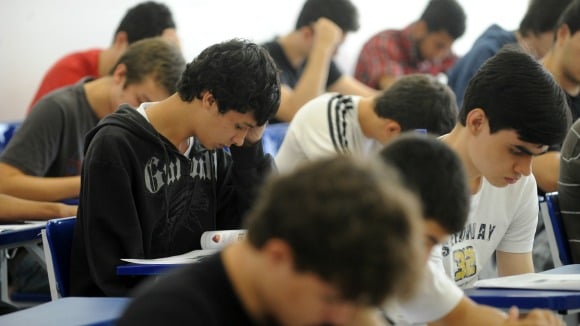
559,118 -> 580,264
0,194 -> 76,221
69,39 -> 281,297
533,0 -> 580,194
439,46 -> 570,289
118,155 -> 424,326
447,0 -> 571,107
262,0 -> 378,122
379,134 -> 563,325
0,37 -> 185,203
274,74 -> 457,174
28,1 -> 180,111
355,0 -> 466,90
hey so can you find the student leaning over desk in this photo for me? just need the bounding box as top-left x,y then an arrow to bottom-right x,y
69,39 -> 281,297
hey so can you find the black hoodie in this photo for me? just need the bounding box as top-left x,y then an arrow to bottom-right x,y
69,105 -> 273,297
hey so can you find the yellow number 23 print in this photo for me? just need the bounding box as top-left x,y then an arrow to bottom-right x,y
453,246 -> 477,282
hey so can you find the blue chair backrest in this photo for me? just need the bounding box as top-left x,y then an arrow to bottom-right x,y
545,192 -> 572,266
0,121 -> 21,153
46,217 -> 76,297
262,123 -> 289,157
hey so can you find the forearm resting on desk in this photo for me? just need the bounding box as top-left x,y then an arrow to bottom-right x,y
0,163 -> 80,201
0,194 -> 77,220
429,297 -> 564,326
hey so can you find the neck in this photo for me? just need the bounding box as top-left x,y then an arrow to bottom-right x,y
440,125 -> 482,194
357,97 -> 377,139
542,51 -> 580,97
277,31 -> 308,68
84,77 -> 115,119
515,31 -> 543,59
222,242 -> 265,323
146,94 -> 197,150
97,48 -> 120,77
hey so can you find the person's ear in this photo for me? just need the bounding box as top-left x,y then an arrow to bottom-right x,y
465,108 -> 487,135
201,91 -> 217,111
557,24 -> 571,45
385,120 -> 402,136
302,24 -> 315,39
380,119 -> 401,143
262,239 -> 294,270
112,31 -> 129,49
413,20 -> 428,38
112,63 -> 128,85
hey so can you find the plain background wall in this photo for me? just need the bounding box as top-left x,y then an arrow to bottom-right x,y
0,0 -> 529,121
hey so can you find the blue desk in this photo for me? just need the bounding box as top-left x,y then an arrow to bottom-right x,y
465,288 -> 580,313
0,223 -> 47,303
466,264 -> 580,325
0,297 -> 130,325
117,263 -> 181,276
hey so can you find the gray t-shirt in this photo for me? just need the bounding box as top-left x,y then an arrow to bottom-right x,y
558,118 -> 580,263
0,78 -> 98,177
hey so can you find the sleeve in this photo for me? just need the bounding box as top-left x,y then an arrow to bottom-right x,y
355,34 -> 405,89
29,55 -> 93,109
0,95 -> 65,176
278,112 -> 339,171
326,60 -> 343,88
392,260 -> 464,324
558,121 -> 580,263
78,133 -> 145,296
447,46 -> 498,107
214,140 -> 275,228
496,175 -> 539,253
118,282 -> 213,325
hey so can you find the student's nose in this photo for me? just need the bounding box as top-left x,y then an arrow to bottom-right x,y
232,129 -> 249,147
514,156 -> 533,176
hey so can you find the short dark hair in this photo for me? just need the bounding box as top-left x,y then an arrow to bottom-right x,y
245,156 -> 422,305
379,133 -> 469,234
519,0 -> 572,37
556,0 -> 580,35
420,0 -> 466,39
374,74 -> 457,136
295,0 -> 359,32
111,37 -> 185,94
459,46 -> 570,146
114,1 -> 176,44
177,39 -> 281,126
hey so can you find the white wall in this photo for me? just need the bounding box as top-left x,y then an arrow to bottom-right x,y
0,0 -> 529,121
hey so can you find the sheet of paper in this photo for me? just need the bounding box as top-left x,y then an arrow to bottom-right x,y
121,249 -> 218,265
0,222 -> 46,232
474,273 -> 580,290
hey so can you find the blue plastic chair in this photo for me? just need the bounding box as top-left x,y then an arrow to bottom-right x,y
0,121 -> 21,153
262,123 -> 288,157
42,217 -> 76,300
540,192 -> 572,267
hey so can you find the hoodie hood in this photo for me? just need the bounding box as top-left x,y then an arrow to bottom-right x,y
84,105 -> 161,155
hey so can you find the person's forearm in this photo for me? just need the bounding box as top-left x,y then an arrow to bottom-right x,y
0,194 -> 77,220
532,153 -> 560,193
0,175 -> 80,201
276,45 -> 333,122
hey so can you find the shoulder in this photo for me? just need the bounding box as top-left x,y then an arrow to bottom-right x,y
51,48 -> 102,66
362,29 -> 403,50
396,261 -> 463,324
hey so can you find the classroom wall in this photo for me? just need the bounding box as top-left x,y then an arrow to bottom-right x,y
0,0 -> 529,122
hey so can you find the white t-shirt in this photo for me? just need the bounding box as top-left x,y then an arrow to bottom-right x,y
440,175 -> 539,288
274,93 -> 382,174
383,253 -> 464,325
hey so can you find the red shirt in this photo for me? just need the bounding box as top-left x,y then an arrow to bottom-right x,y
28,49 -> 102,112
355,26 -> 457,89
